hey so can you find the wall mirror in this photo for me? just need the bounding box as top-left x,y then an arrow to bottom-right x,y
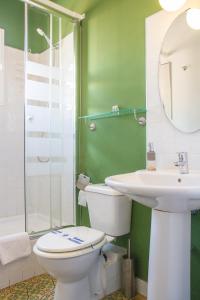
159,10 -> 200,133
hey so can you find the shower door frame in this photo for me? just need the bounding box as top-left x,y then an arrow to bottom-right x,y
24,1 -> 77,236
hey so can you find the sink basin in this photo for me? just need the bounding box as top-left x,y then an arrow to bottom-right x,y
105,169 -> 200,212
105,169 -> 200,300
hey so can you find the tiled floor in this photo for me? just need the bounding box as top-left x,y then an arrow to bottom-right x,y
0,274 -> 146,300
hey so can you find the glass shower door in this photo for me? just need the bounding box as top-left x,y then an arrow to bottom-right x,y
25,4 -> 75,234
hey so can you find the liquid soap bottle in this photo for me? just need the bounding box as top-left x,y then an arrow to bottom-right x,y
147,142 -> 156,171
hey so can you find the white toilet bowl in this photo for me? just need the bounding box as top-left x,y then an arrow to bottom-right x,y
34,227 -> 107,300
34,184 -> 132,300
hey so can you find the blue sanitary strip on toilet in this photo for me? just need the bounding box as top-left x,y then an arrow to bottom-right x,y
51,231 -> 85,244
73,237 -> 84,243
68,238 -> 82,244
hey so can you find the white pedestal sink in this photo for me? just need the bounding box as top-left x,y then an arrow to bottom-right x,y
105,170 -> 200,300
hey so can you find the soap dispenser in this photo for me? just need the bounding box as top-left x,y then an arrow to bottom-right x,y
147,142 -> 156,171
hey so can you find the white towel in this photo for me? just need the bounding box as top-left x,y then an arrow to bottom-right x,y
0,232 -> 31,265
78,190 -> 87,207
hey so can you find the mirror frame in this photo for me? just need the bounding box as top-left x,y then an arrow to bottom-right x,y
158,9 -> 200,134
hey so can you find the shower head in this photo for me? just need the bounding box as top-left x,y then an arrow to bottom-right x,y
36,28 -> 45,37
36,28 -> 51,47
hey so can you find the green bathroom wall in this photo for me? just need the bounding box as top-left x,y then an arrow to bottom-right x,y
0,0 -> 50,52
78,0 -> 160,281
53,0 -> 160,281
68,2 -> 200,298
191,214 -> 200,300
0,0 -> 72,53
0,0 -> 24,49
52,0 -> 101,15
75,1 -> 200,298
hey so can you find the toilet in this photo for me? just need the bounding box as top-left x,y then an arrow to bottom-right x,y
33,184 -> 132,300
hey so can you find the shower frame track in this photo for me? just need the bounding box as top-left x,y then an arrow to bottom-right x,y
20,0 -> 85,21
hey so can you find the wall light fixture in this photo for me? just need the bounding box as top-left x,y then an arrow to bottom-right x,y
159,0 -> 186,11
186,8 -> 200,30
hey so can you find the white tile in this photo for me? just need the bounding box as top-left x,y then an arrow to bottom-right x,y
21,264 -> 35,281
0,266 -> 9,289
146,7 -> 200,170
8,265 -> 23,285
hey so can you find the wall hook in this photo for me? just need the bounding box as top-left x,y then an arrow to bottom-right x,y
133,109 -> 146,126
89,122 -> 96,131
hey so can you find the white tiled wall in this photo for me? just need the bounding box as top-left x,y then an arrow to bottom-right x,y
0,240 -> 44,289
146,0 -> 200,169
0,46 -> 25,219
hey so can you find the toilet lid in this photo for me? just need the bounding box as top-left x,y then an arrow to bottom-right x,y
36,226 -> 105,253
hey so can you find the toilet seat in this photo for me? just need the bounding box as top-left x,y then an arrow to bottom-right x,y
34,226 -> 107,259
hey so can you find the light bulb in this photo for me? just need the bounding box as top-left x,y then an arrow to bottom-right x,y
159,0 -> 186,12
186,8 -> 200,30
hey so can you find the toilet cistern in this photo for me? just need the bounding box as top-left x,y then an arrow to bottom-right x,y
174,152 -> 189,174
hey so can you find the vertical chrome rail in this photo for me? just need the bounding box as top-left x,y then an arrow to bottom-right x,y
58,16 -> 63,228
24,2 -> 28,233
49,13 -> 53,229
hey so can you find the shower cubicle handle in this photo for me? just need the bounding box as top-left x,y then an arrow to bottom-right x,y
37,156 -> 50,163
27,115 -> 34,122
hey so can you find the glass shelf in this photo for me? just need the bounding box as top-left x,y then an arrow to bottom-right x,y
79,107 -> 146,121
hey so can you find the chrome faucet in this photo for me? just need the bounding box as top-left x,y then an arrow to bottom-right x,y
174,152 -> 189,174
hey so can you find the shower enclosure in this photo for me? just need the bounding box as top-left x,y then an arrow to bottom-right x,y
0,0 -> 77,236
